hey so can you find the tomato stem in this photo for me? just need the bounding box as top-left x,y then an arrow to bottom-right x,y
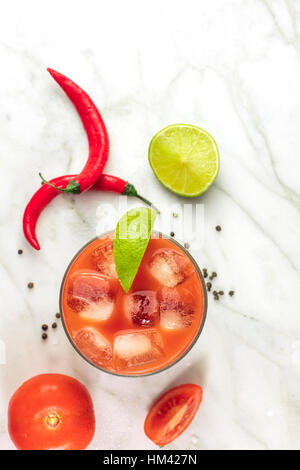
45,411 -> 61,429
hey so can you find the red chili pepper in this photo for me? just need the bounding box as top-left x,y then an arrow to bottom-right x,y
23,174 -> 159,250
93,175 -> 159,210
41,68 -> 109,194
93,174 -> 127,193
23,68 -> 159,251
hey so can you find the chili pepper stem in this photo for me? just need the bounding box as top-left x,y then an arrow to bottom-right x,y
39,173 -> 64,191
39,173 -> 80,194
135,194 -> 160,214
122,182 -> 160,214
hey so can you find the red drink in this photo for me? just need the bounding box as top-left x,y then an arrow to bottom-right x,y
60,233 -> 207,376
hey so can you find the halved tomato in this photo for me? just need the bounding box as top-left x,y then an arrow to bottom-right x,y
144,384 -> 202,446
8,374 -> 95,450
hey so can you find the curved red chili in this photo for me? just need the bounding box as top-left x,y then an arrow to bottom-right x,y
23,68 -> 159,250
23,174 -> 159,250
43,68 -> 109,194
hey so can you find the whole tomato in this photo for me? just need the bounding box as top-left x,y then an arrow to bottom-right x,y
8,373 -> 95,450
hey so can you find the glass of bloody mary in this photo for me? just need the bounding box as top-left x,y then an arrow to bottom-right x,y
60,232 -> 207,376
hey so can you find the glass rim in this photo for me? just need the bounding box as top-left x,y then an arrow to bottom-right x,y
59,230 -> 208,378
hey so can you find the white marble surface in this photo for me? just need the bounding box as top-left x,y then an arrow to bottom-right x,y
0,0 -> 300,450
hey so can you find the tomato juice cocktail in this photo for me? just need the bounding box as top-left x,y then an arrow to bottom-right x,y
60,233 -> 207,376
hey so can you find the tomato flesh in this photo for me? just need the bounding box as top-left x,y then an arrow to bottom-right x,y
144,384 -> 202,446
8,374 -> 95,450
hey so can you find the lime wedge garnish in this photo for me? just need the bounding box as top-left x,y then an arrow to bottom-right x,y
113,207 -> 157,293
148,124 -> 220,197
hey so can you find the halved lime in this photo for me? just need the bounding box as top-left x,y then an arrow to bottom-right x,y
148,124 -> 220,197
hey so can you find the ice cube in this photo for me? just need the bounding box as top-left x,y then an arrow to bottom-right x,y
92,241 -> 117,279
73,327 -> 112,368
149,249 -> 193,287
124,290 -> 158,327
114,329 -> 164,370
67,271 -> 115,322
159,287 -> 195,330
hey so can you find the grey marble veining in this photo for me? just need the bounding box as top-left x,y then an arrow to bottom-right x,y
0,0 -> 299,450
